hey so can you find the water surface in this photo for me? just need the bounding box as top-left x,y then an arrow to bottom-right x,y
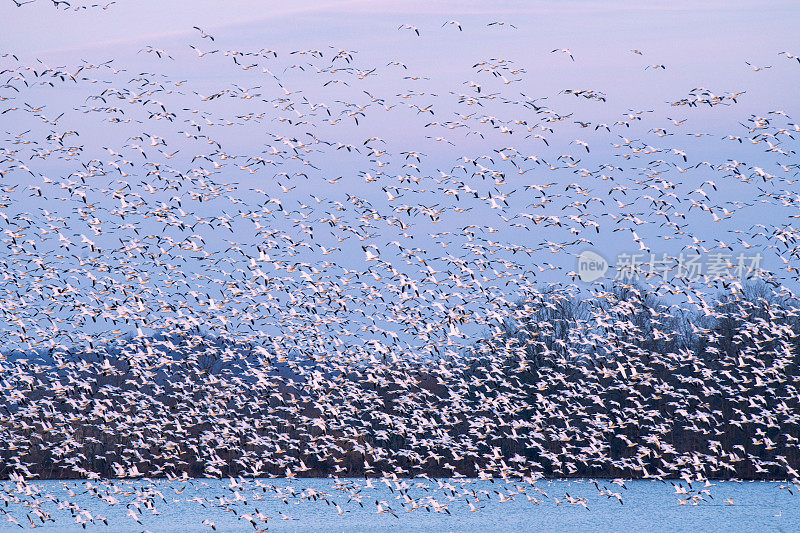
0,478 -> 795,532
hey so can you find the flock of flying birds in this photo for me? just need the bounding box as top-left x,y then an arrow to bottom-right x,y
2,8 -> 800,530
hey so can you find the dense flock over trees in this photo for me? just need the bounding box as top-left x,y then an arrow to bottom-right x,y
2,282 -> 798,481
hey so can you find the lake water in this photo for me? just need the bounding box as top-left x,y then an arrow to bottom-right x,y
0,478 -> 796,532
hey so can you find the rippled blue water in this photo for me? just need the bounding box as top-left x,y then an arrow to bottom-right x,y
0,478 -> 796,532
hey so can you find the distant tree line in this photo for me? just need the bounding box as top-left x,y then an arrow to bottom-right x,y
0,281 -> 798,481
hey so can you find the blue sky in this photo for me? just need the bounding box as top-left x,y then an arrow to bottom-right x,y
2,0 -> 800,348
